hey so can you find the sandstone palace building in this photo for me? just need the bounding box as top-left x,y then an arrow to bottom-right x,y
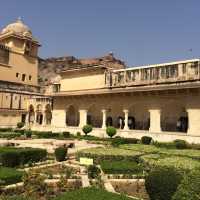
1,19 -> 200,143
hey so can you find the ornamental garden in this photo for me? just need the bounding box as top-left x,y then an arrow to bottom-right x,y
0,124 -> 199,200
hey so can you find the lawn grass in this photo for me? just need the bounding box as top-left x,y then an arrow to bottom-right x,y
120,144 -> 200,160
100,160 -> 143,174
54,187 -> 135,200
0,167 -> 24,185
78,144 -> 200,171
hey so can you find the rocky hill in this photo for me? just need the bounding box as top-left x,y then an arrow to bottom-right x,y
38,53 -> 125,86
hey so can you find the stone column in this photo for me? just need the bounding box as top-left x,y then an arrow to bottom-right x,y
79,109 -> 88,128
42,111 -> 46,126
149,109 -> 161,133
123,109 -> 129,130
187,108 -> 200,136
51,110 -> 66,128
101,109 -> 107,129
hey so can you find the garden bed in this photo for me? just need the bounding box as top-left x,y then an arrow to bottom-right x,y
111,179 -> 149,200
54,187 -> 134,200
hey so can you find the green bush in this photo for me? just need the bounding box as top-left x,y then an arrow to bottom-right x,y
34,131 -> 60,139
82,124 -> 93,135
17,122 -> 25,129
172,168 -> 200,200
100,160 -> 143,174
106,126 -> 117,138
173,139 -> 188,149
14,129 -> 25,134
88,165 -> 101,178
145,167 -> 183,200
0,147 -> 47,167
153,141 -> 176,149
76,132 -> 81,137
111,137 -> 139,147
55,147 -> 68,162
0,128 -> 12,132
0,132 -> 21,139
25,130 -> 32,138
0,167 -> 23,186
1,151 -> 21,167
62,131 -> 70,138
141,136 -> 152,145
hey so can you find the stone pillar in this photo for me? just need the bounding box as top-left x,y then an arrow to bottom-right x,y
187,108 -> 200,136
178,64 -> 183,77
149,109 -> 161,133
123,109 -> 129,130
51,110 -> 66,128
42,111 -> 46,126
79,109 -> 88,128
101,109 -> 107,129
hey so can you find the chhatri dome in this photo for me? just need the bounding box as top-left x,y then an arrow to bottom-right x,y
1,17 -> 32,38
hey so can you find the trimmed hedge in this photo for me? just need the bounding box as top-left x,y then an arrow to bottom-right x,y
0,147 -> 47,167
0,132 -> 21,139
100,160 -> 143,174
145,167 -> 183,200
111,137 -> 139,147
173,139 -> 188,149
34,131 -> 60,139
0,167 -> 24,185
0,128 -> 13,132
55,147 -> 68,162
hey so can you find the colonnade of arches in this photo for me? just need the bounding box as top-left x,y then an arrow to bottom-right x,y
64,104 -> 188,133
27,104 -> 52,125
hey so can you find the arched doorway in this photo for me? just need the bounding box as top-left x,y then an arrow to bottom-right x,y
87,105 -> 102,128
66,105 -> 79,126
36,104 -> 43,125
161,104 -> 188,132
129,104 -> 149,130
45,104 -> 52,125
28,105 -> 35,124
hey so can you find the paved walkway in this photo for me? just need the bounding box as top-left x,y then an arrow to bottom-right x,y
0,138 -> 103,153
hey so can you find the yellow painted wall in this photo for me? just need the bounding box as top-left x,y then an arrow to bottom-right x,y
60,71 -> 105,91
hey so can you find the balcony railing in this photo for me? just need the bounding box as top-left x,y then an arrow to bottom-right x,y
105,60 -> 200,87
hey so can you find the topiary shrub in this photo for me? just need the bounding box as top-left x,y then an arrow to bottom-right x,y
145,167 -> 183,200
25,130 -> 32,138
17,122 -> 25,129
88,165 -> 101,178
55,147 -> 68,162
106,126 -> 117,138
173,139 -> 188,149
172,168 -> 200,200
141,136 -> 152,145
82,124 -> 93,136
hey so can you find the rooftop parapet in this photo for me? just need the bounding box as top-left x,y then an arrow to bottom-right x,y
105,59 -> 200,88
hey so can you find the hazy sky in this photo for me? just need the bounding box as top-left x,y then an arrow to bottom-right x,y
0,0 -> 200,66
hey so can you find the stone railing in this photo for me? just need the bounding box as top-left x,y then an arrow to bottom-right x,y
105,60 -> 200,87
